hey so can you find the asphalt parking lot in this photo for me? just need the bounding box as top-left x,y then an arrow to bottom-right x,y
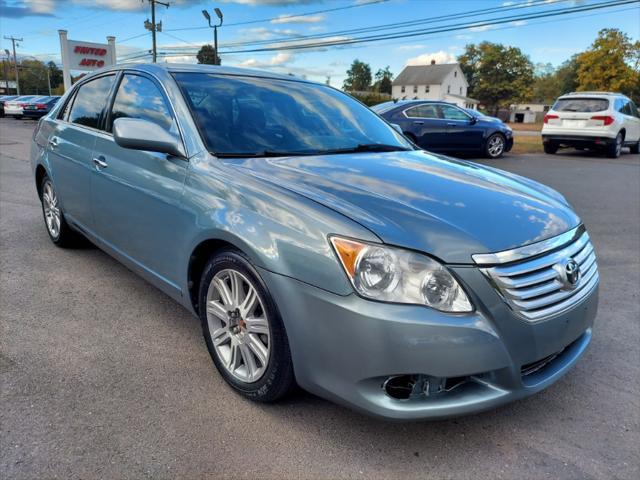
1,116 -> 638,480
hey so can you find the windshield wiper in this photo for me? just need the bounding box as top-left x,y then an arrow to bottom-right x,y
214,150 -> 316,158
318,143 -> 413,155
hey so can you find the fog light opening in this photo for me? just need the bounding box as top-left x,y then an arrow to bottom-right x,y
383,375 -> 418,400
383,374 -> 471,400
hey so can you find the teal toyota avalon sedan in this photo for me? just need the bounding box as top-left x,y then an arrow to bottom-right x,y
30,64 -> 599,420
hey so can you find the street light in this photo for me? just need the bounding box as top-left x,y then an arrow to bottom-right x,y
202,7 -> 223,65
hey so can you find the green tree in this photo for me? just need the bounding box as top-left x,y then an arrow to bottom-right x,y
458,42 -> 534,113
576,28 -> 640,100
343,59 -> 372,91
196,44 -> 219,65
19,59 -> 50,95
373,66 -> 393,94
47,61 -> 63,90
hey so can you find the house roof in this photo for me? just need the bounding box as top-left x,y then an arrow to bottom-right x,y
445,93 -> 479,103
392,63 -> 459,86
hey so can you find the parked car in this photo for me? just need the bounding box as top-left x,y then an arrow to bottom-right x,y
372,100 -> 513,158
31,64 -> 599,420
22,96 -> 61,119
3,95 -> 46,119
542,92 -> 640,157
0,95 -> 19,117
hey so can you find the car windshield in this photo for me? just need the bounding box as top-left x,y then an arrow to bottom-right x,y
553,98 -> 609,112
173,73 -> 412,157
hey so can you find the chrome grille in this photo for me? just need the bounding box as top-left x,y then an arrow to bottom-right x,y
473,226 -> 599,322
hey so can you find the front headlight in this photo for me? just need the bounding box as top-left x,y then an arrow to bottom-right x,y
330,236 -> 473,312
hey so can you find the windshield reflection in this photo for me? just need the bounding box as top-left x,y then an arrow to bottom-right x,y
173,73 -> 412,157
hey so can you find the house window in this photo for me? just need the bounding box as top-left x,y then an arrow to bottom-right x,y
454,71 -> 457,77
447,85 -> 450,94
413,85 -> 418,94
425,85 -> 430,93
460,86 -> 462,94
401,86 -> 405,93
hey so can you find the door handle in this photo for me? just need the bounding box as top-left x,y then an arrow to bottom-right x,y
48,136 -> 59,148
93,156 -> 108,169
447,123 -> 457,127
413,120 -> 424,125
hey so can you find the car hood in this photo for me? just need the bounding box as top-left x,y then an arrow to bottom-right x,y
223,150 -> 580,264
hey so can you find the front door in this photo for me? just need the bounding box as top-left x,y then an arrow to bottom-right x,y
438,104 -> 484,151
91,73 -> 189,289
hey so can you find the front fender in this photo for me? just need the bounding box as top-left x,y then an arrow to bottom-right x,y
181,154 -> 380,297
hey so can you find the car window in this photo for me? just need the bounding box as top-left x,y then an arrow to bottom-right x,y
553,98 -> 608,112
68,74 -> 116,129
439,104 -> 470,121
405,104 -> 439,119
620,100 -> 632,116
174,72 -> 411,156
109,74 -> 177,134
629,101 -> 640,118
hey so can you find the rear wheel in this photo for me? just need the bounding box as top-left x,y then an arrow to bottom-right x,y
543,143 -> 558,154
606,132 -> 623,158
39,176 -> 84,248
198,250 -> 295,402
485,134 -> 505,158
630,139 -> 640,154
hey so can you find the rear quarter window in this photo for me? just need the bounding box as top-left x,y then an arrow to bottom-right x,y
552,98 -> 609,113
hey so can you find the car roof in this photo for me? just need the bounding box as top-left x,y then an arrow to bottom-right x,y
87,62 -> 317,85
559,91 -> 628,99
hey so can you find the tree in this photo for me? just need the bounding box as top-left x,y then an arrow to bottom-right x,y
458,42 -> 534,113
47,61 -> 63,90
343,59 -> 372,91
575,28 -> 640,100
373,66 -> 393,94
196,44 -> 219,65
19,59 -> 50,95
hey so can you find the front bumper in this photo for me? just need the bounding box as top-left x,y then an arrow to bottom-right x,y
260,266 -> 598,420
505,135 -> 514,152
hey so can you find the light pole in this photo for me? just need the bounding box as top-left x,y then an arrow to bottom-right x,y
202,8 -> 223,65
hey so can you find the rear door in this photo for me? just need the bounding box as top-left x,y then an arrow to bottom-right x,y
91,72 -> 189,289
439,104 -> 484,150
402,103 -> 448,150
619,99 -> 640,142
47,74 -> 117,228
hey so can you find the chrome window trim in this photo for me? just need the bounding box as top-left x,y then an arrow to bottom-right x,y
472,225 -> 586,266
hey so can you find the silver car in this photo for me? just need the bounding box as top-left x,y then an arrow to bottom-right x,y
31,64 -> 599,420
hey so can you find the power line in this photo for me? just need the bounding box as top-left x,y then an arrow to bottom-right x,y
219,0 -> 639,55
218,0 -> 564,50
164,0 -> 390,32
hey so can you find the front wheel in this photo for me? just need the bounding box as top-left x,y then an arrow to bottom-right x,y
485,134 -> 505,158
606,132 -> 623,158
198,250 -> 295,402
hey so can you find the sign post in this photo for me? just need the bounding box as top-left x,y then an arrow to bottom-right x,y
58,30 -> 116,92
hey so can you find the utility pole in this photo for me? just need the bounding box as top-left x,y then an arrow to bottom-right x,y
3,49 -> 10,94
144,0 -> 169,63
3,35 -> 22,95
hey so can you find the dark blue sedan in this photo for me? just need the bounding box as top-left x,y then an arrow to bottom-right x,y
372,100 -> 513,158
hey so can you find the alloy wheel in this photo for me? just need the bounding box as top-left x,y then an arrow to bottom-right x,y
42,180 -> 61,239
205,269 -> 271,383
487,135 -> 505,157
615,134 -> 622,157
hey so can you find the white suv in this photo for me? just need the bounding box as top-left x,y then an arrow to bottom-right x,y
542,92 -> 640,157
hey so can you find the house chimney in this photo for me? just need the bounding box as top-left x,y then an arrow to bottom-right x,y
430,59 -> 436,65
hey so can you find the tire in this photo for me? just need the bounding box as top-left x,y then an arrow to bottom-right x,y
630,140 -> 640,154
544,143 -> 558,154
198,249 -> 295,402
606,132 -> 623,158
39,175 -> 85,248
485,133 -> 505,158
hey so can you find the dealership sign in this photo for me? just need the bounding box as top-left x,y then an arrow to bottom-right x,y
58,30 -> 116,91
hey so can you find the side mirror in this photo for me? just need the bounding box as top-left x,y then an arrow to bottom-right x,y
469,116 -> 478,125
390,123 -> 403,134
113,118 -> 185,158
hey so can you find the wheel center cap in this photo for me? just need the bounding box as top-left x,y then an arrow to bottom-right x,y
228,308 -> 246,332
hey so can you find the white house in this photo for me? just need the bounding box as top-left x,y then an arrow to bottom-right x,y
392,61 -> 479,109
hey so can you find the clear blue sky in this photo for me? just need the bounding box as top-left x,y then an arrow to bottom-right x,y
1,0 -> 639,87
